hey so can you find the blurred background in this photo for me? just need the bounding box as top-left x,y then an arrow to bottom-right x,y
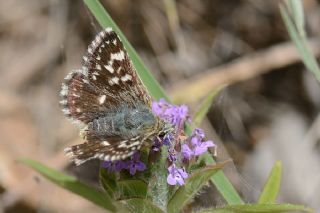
1,0 -> 320,212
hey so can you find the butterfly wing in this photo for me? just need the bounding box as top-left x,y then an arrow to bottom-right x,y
60,28 -> 156,165
60,28 -> 151,125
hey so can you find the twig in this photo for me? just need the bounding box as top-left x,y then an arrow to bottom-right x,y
169,39 -> 320,103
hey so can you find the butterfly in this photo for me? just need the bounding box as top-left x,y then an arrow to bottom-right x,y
60,28 -> 163,165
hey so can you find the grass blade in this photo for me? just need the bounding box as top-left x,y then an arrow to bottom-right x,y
258,161 -> 282,203
20,158 -> 118,212
201,203 -> 313,213
280,1 -> 320,82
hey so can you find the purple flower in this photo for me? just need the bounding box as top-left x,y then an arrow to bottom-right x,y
102,152 -> 146,175
163,133 -> 174,146
167,148 -> 177,162
167,164 -> 188,186
152,98 -> 170,116
102,160 -> 126,172
181,144 -> 193,160
192,128 -> 205,140
151,99 -> 217,185
193,140 -> 215,156
181,128 -> 216,160
125,152 -> 146,175
152,99 -> 189,129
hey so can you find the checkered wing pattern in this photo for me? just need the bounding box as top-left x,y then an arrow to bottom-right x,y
60,28 -> 158,165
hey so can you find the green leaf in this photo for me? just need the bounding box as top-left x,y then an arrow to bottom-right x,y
20,159 -> 117,212
117,179 -> 148,199
124,198 -> 165,213
100,167 -> 117,198
258,161 -> 282,204
83,0 -> 243,205
200,203 -> 313,213
192,85 -> 225,127
167,161 -> 228,213
280,2 -> 320,82
285,0 -> 305,37
83,0 -> 168,100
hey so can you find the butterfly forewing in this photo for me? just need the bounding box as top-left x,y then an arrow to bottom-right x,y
60,28 -> 159,165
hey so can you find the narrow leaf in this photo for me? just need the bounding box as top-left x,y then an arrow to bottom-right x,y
124,198 -> 165,213
285,0 -> 305,37
192,85 -> 225,128
20,159 -> 117,212
258,161 -> 282,203
201,203 -> 313,213
280,3 -> 320,82
167,161 -> 228,213
100,167 -> 117,198
117,179 -> 148,199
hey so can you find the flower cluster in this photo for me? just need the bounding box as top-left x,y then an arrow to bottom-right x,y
152,99 -> 216,186
182,128 -> 215,161
102,99 -> 216,186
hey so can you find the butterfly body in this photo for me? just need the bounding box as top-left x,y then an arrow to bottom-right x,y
86,104 -> 157,141
60,28 -> 162,165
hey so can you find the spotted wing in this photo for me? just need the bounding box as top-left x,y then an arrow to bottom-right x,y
64,134 -> 145,165
59,28 -> 151,125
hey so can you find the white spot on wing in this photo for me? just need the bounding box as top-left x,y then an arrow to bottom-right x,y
116,67 -> 122,74
62,108 -> 70,115
104,64 -> 114,73
98,95 -> 107,105
108,77 -> 119,85
60,84 -> 68,96
106,28 -> 112,33
102,141 -> 110,146
121,74 -> 132,82
59,100 -> 67,105
110,50 -> 125,61
99,30 -> 106,37
96,64 -> 101,70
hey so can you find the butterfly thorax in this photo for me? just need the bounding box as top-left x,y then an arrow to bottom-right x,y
85,104 -> 159,142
